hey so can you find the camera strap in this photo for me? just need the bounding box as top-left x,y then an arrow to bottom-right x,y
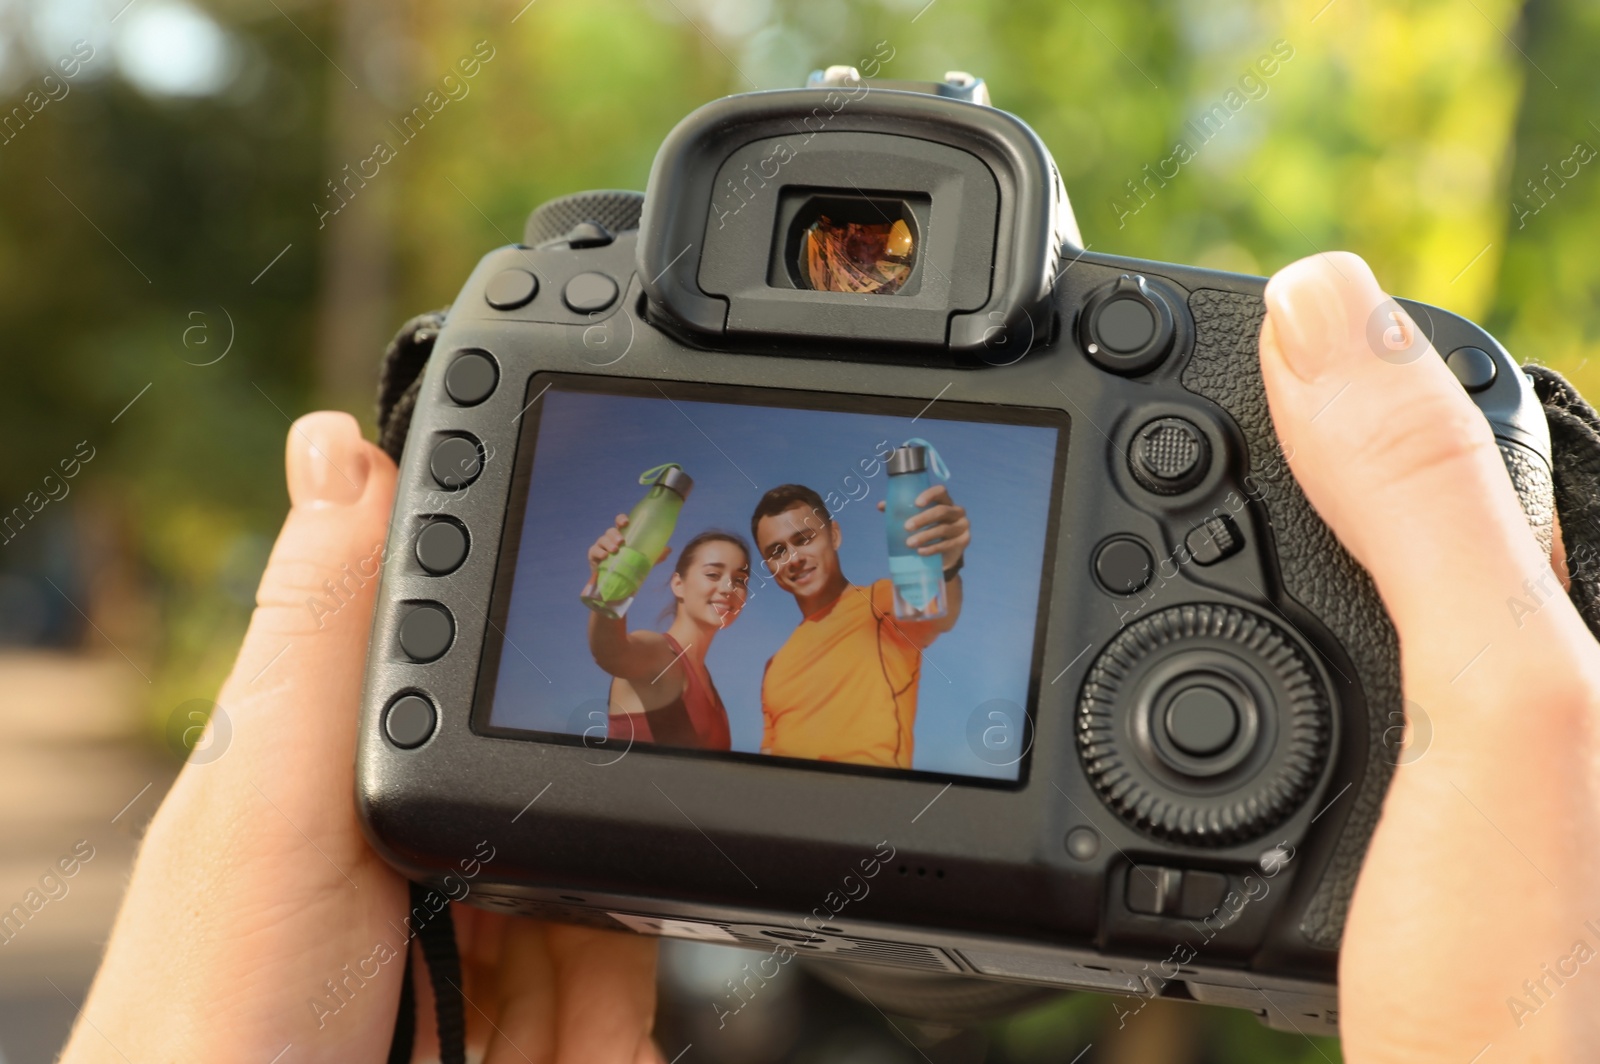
377,307 -> 451,464
371,314 -> 1600,1060
387,881 -> 467,1064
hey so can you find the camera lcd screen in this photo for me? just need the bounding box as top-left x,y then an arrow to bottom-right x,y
475,374 -> 1067,784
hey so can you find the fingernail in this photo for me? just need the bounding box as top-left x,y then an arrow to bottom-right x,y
1264,252 -> 1383,383
287,412 -> 370,508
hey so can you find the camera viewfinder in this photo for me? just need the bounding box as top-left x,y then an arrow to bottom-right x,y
784,194 -> 921,297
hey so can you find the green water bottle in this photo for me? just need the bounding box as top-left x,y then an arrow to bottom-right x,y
581,463 -> 693,619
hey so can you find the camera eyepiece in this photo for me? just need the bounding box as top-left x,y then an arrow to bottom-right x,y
637,75 -> 1076,354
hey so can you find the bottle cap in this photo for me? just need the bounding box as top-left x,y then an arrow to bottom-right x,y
887,445 -> 926,476
641,463 -> 694,499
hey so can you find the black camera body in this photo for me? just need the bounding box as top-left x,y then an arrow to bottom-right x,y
357,73 -> 1553,1032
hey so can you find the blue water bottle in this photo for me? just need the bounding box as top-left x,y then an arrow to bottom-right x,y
885,438 -> 951,620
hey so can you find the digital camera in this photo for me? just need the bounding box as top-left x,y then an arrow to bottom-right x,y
357,68 -> 1554,1032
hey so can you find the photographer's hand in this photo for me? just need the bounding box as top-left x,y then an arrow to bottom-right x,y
1259,253 -> 1600,1062
62,412 -> 661,1064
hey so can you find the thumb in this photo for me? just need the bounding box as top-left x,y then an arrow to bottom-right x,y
1258,252 -> 1562,687
218,411 -> 397,755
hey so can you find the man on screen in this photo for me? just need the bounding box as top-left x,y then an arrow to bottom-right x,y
751,482 -> 970,769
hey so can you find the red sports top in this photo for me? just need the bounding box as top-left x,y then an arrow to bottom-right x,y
607,633 -> 732,750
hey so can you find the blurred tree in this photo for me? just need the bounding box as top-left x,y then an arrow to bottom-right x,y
0,5 -> 331,716
1490,0 -> 1600,397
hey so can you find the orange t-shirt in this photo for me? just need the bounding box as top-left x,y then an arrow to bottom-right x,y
760,579 -> 927,769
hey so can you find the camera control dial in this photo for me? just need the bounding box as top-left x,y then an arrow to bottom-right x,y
1080,274 -> 1178,375
1077,603 -> 1331,845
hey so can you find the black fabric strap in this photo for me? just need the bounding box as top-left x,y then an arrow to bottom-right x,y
385,939 -> 415,1064
412,881 -> 467,1064
384,881 -> 466,1064
377,308 -> 449,464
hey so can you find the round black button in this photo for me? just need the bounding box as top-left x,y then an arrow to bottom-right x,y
1097,299 -> 1157,353
1130,417 -> 1210,495
384,694 -> 437,748
430,436 -> 482,490
1095,537 -> 1154,594
1065,827 -> 1101,861
1165,685 -> 1239,756
415,520 -> 468,575
485,269 -> 538,310
445,351 -> 498,406
564,272 -> 619,313
398,604 -> 454,662
1445,346 -> 1497,393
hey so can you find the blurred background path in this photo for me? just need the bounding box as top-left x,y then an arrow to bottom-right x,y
0,653 -> 175,1064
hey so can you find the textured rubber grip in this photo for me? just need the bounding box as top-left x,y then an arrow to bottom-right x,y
1180,288 -> 1399,950
1500,438 -> 1556,558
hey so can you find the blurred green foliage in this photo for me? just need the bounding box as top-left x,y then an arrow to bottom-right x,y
0,0 -> 1593,1055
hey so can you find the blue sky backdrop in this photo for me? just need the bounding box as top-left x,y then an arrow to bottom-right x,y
488,384 -> 1061,782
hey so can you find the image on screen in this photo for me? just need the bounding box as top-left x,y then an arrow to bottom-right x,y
478,375 -> 1066,784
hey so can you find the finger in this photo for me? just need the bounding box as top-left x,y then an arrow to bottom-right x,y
456,905 -> 510,988
547,925 -> 657,1064
1257,252 -> 1589,692
918,531 -> 970,557
918,534 -> 969,557
907,519 -> 965,545
480,917 -> 557,1064
658,546 -> 672,564
905,503 -> 964,531
214,411 -> 399,821
590,532 -> 622,565
230,412 -> 395,665
616,513 -> 630,528
914,484 -> 951,508
876,500 -> 886,512
907,513 -> 967,544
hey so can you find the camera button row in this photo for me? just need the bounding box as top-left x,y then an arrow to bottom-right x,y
1093,518 -> 1243,600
